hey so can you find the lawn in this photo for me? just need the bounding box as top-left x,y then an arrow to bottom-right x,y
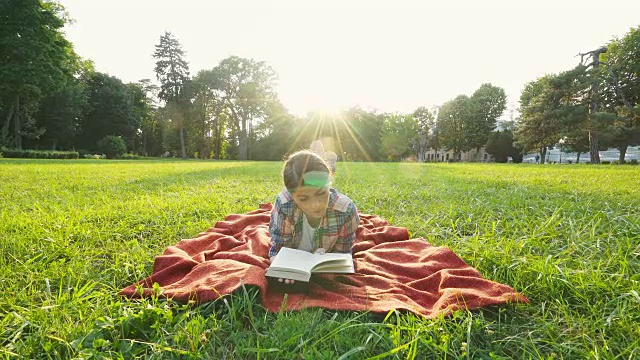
1,159 -> 638,359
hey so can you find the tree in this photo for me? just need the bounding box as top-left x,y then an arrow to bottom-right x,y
29,59 -> 93,151
486,130 -> 518,163
252,101 -> 298,160
427,105 -> 441,160
97,135 -> 127,158
578,47 -> 610,164
550,66 -> 602,162
190,69 -> 234,159
76,72 -> 141,152
153,31 -> 190,159
0,0 -> 78,149
209,56 -> 278,160
437,95 -> 471,161
126,81 -> 155,154
514,28 -> 638,165
561,128 -> 590,163
467,83 -> 507,151
435,84 -> 506,162
515,73 -> 574,163
380,113 -> 417,161
515,64 -> 617,164
340,107 -> 385,162
134,79 -> 161,156
190,70 -> 215,158
411,107 -> 434,162
602,26 -> 640,163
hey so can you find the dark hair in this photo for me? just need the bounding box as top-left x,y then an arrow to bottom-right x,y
283,150 -> 331,191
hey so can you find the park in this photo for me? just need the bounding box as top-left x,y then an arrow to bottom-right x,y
1,160 -> 639,358
1,1 -> 639,358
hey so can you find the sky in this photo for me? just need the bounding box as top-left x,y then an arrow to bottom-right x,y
58,0 -> 639,118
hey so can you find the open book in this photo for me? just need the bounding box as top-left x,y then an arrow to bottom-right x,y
265,247 -> 354,282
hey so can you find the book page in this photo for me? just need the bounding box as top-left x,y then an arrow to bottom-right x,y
313,261 -> 354,273
269,248 -> 317,274
269,248 -> 352,274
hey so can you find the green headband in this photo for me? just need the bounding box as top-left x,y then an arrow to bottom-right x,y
302,171 -> 330,188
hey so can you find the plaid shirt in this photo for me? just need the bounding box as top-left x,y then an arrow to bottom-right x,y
269,188 -> 360,257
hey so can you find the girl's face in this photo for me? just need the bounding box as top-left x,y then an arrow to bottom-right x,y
291,186 -> 330,220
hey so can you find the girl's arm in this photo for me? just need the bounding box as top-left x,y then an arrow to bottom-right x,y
268,198 -> 291,258
269,198 -> 297,284
333,203 -> 360,253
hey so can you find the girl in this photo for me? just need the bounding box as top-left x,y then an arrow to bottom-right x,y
269,150 -> 360,284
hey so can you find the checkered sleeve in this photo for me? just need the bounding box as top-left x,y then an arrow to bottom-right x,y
333,202 -> 360,253
269,196 -> 290,258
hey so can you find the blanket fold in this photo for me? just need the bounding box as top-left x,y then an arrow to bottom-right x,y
120,204 -> 527,318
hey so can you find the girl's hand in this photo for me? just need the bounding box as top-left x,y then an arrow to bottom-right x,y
314,248 -> 326,255
269,256 -> 295,284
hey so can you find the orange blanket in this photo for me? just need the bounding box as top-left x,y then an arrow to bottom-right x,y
120,204 -> 527,318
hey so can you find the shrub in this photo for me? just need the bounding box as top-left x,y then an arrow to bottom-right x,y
0,148 -> 79,159
629,159 -> 638,165
119,153 -> 145,160
83,154 -> 106,159
602,160 -> 611,164
97,136 -> 127,159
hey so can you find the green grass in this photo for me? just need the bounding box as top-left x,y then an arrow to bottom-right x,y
1,159 -> 639,359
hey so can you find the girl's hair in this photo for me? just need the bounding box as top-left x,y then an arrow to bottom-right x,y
283,150 -> 331,191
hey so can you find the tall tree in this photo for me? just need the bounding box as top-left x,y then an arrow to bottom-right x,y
437,95 -> 471,161
252,101 -> 297,160
601,26 -> 640,163
515,77 -> 554,163
32,65 -> 90,150
134,79 -> 160,156
380,113 -> 418,161
411,107 -> 434,162
551,66 -> 598,161
578,47 -> 609,164
190,69 -> 234,159
435,84 -> 506,161
340,107 -> 385,162
468,83 -> 507,150
153,31 -> 190,159
516,65 -> 614,164
190,70 -> 214,158
428,105 -> 441,160
125,81 -> 154,154
208,56 -> 278,160
76,72 -> 141,152
0,0 -> 78,149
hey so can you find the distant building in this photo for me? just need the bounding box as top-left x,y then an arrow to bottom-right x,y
424,119 -> 512,162
424,148 -> 493,162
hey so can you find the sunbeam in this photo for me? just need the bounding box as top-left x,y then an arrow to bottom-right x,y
333,112 -> 374,162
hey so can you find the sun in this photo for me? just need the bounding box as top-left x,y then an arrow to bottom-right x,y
285,108 -> 375,163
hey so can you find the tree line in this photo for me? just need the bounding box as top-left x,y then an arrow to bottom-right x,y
515,27 -> 640,164
1,1 -> 638,163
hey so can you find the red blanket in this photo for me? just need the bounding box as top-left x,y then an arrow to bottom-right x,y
120,204 -> 527,318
